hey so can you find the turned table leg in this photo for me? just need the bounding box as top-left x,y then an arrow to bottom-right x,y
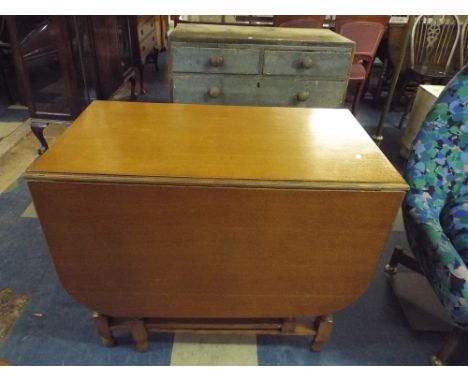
93,312 -> 115,347
130,319 -> 149,352
310,314 -> 334,352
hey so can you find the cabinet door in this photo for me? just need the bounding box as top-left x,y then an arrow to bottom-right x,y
173,74 -> 262,105
7,16 -> 78,118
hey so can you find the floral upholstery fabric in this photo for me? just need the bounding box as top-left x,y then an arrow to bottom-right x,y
403,64 -> 468,328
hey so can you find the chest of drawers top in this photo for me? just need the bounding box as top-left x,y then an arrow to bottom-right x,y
169,23 -> 354,48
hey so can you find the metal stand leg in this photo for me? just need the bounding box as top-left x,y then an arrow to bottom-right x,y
30,121 -> 49,155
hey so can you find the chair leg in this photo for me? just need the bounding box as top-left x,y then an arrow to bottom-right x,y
351,80 -> 366,116
430,327 -> 464,366
384,246 -> 423,275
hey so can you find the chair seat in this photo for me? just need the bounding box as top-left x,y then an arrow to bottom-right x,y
441,197 -> 468,263
349,63 -> 366,81
411,65 -> 456,79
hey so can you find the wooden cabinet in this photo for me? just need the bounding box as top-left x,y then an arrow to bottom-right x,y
137,15 -> 169,69
26,101 -> 407,351
169,24 -> 354,107
6,16 -> 142,121
137,16 -> 157,64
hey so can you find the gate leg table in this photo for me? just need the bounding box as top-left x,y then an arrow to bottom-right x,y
25,101 -> 408,352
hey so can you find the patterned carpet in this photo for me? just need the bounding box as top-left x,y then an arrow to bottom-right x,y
0,176 -> 466,365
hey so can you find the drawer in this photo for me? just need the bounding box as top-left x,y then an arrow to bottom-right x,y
173,74 -> 262,105
171,46 -> 260,74
263,50 -> 351,79
138,17 -> 155,40
258,78 -> 347,108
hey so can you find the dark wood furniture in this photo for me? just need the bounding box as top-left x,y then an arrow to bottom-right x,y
26,101 -> 407,352
5,16 -> 142,153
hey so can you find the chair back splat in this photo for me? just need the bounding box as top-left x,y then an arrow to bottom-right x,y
411,15 -> 461,76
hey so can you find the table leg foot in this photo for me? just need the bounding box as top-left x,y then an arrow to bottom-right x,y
130,319 -> 149,352
310,314 -> 333,352
92,312 -> 115,347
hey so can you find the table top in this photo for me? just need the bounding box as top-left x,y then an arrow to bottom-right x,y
27,101 -> 407,191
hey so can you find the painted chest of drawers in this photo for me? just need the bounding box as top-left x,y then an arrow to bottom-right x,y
169,24 -> 355,108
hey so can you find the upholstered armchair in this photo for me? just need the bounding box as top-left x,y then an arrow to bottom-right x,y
386,63 -> 468,365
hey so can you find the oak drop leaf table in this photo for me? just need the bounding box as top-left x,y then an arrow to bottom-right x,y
26,101 -> 408,352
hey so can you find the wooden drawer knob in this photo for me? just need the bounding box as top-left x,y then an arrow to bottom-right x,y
208,86 -> 221,98
301,57 -> 313,69
209,56 -> 224,67
297,90 -> 310,102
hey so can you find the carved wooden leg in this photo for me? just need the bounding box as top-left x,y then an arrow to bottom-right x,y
431,327 -> 463,366
129,76 -> 137,100
138,62 -> 145,94
30,121 -> 49,155
130,319 -> 149,352
153,48 -> 159,72
92,312 -> 114,347
310,314 -> 334,352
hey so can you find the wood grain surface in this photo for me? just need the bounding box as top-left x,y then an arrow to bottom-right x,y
28,181 -> 404,318
27,101 -> 407,191
169,24 -> 355,46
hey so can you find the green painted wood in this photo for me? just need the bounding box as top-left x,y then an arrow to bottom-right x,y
173,74 -> 262,105
263,50 -> 352,79
258,78 -> 347,108
169,24 -> 353,108
172,46 -> 260,74
169,24 -> 355,48
173,74 -> 346,108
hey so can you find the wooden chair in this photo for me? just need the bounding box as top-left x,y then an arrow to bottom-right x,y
461,18 -> 468,68
273,16 -> 325,28
337,21 -> 386,115
334,15 -> 390,32
398,15 -> 461,128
